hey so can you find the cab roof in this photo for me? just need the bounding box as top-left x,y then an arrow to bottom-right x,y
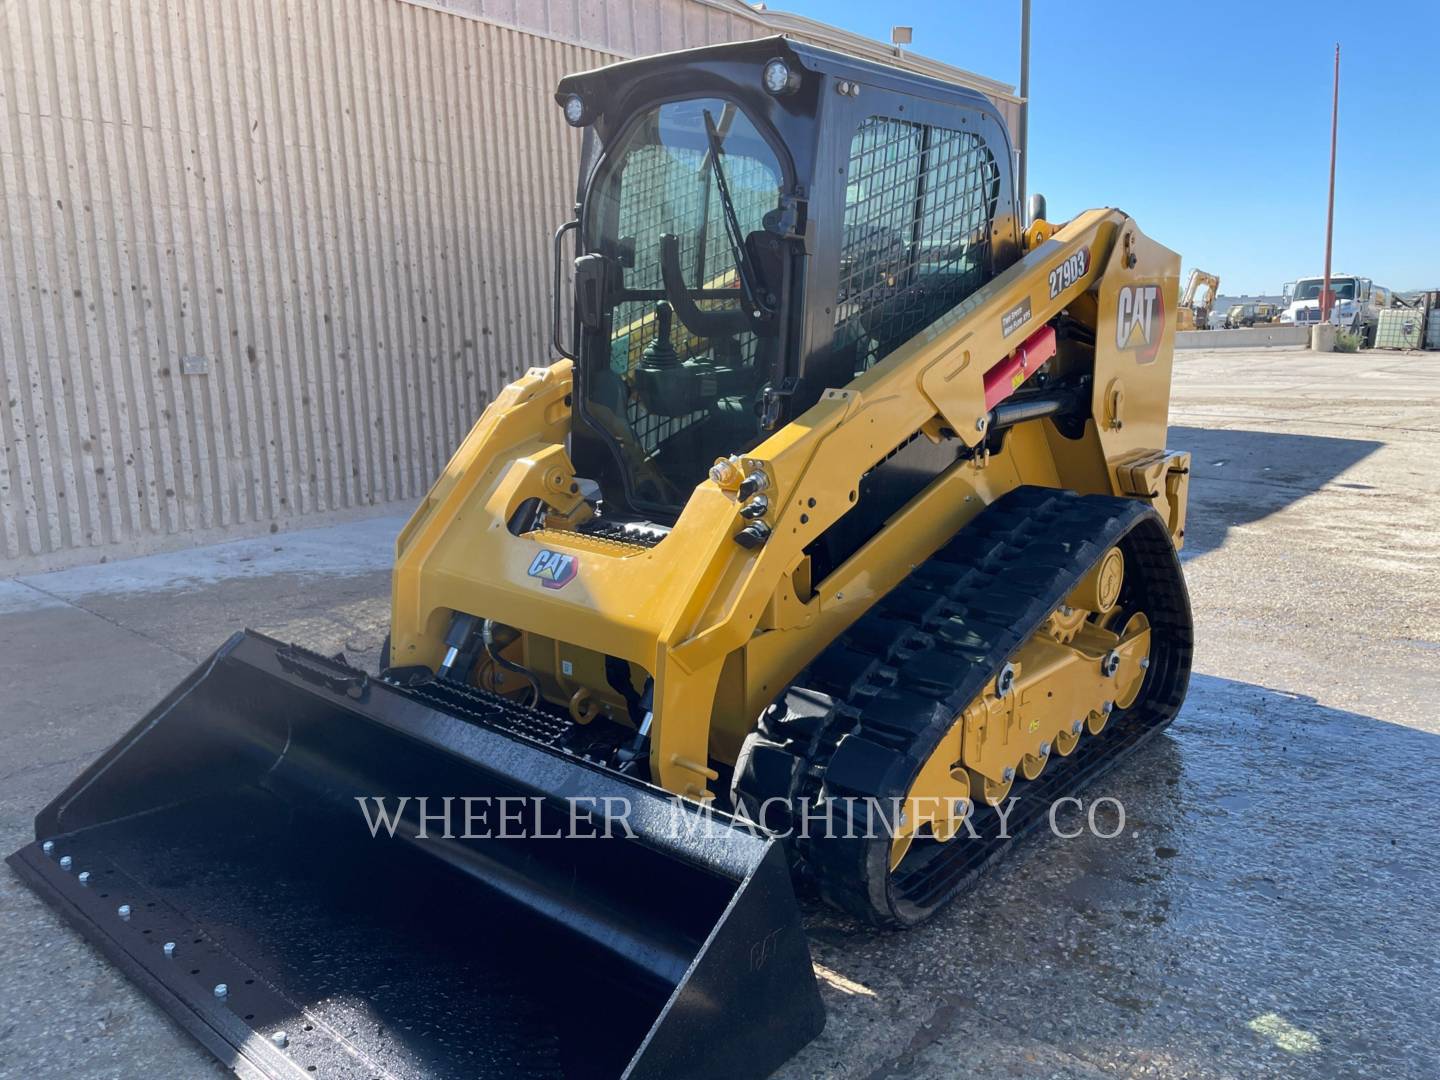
555,35 -> 1000,119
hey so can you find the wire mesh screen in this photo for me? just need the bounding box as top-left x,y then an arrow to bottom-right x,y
836,117 -> 999,373
610,143 -> 778,451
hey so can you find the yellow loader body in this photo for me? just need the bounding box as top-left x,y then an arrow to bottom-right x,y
391,208 -> 1189,797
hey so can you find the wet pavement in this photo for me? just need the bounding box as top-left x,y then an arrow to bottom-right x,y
2,346 -> 1438,1079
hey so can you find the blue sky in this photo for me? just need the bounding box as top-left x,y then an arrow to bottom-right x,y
777,0 -> 1440,293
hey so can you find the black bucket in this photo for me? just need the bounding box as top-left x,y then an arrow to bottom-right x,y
7,631 -> 824,1079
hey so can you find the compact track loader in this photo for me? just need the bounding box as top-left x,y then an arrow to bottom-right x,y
10,37 -> 1192,1080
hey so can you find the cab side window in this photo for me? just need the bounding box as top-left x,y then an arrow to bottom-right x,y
835,116 -> 1000,373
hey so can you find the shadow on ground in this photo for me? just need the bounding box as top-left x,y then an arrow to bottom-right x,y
791,672 -> 1440,1079
1170,425 -> 1381,560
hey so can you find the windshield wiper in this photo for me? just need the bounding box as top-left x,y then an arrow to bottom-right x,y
703,108 -> 770,321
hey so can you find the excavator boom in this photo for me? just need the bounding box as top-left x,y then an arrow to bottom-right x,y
1178,267 -> 1220,330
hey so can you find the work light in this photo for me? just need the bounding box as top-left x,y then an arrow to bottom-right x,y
562,93 -> 588,126
762,58 -> 799,95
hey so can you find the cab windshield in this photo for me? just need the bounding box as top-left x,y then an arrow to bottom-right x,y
1293,277 -> 1356,301
582,97 -> 785,509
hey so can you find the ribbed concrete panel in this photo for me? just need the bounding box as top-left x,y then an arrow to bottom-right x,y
404,0 -> 1021,129
0,0 -> 610,567
408,0 -> 760,56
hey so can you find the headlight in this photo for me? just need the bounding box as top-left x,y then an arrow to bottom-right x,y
562,93 -> 589,127
762,57 -> 800,96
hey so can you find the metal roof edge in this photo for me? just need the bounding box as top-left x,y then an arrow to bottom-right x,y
734,5 -> 1018,101
395,0 -> 1018,103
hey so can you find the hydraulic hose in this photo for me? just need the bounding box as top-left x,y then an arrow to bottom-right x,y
482,619 -> 542,707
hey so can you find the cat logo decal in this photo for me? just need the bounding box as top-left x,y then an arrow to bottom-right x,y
1115,284 -> 1165,364
527,549 -> 579,589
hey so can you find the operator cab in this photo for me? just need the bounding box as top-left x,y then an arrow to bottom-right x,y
554,37 -> 1020,524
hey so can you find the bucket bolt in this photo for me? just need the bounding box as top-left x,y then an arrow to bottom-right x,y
41,841 -> 54,856
59,856 -> 73,871
117,904 -> 131,920
164,942 -> 177,958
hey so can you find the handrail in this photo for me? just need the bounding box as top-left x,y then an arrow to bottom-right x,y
551,219 -> 579,360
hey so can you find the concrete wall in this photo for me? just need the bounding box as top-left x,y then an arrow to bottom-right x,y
0,0 -> 1017,571
1175,327 -> 1312,350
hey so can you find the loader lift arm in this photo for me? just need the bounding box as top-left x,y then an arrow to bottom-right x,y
651,207 -> 1163,795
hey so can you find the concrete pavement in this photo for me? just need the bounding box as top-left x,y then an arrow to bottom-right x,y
2,346 -> 1438,1079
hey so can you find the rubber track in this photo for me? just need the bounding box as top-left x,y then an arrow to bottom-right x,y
735,486 -> 1193,927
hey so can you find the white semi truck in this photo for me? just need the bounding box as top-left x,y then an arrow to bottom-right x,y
1279,274 -> 1394,337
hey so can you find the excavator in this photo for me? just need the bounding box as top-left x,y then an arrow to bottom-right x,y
9,37 -> 1193,1080
1176,267 -> 1220,331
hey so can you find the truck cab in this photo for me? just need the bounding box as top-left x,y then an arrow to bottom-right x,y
1280,275 -> 1390,335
